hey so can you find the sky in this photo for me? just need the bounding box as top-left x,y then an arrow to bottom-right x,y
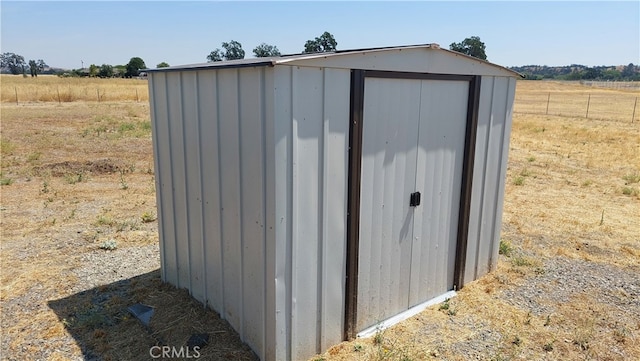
1,1 -> 638,70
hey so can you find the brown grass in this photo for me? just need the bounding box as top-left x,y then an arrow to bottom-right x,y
1,74 -> 148,103
514,80 -> 640,122
1,79 -> 639,360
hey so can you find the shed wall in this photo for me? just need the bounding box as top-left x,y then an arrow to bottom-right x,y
272,65 -> 350,360
149,67 -> 273,357
464,76 -> 516,284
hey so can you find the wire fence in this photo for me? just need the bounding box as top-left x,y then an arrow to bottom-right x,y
514,91 -> 639,122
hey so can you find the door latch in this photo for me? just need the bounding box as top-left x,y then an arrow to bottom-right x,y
410,192 -> 421,207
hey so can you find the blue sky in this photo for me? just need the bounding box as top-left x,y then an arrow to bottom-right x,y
1,1 -> 638,69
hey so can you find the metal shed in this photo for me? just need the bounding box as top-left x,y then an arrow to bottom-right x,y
146,44 -> 520,361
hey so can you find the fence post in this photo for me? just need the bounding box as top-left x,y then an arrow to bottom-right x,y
97,89 -> 100,102
633,97 -> 638,123
585,93 -> 591,118
136,88 -> 139,102
546,92 -> 551,115
14,87 -> 18,105
57,86 -> 61,104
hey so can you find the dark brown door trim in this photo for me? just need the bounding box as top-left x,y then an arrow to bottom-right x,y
344,71 -> 481,340
344,69 -> 365,340
453,75 -> 481,290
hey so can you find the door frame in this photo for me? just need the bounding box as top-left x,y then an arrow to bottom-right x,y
344,70 -> 481,339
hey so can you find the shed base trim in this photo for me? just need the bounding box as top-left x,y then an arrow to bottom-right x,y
356,290 -> 457,338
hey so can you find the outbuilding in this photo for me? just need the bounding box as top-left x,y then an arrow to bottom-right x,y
146,44 -> 520,361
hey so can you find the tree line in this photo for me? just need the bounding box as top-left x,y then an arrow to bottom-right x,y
510,63 -> 640,81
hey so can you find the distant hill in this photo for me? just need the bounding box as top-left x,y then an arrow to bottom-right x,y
509,64 -> 639,81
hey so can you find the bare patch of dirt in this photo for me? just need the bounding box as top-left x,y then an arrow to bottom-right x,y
33,159 -> 127,177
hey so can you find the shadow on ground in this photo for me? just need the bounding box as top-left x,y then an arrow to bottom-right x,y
48,270 -> 258,361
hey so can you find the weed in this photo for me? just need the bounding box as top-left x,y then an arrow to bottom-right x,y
511,256 -> 539,267
66,208 -> 77,220
512,336 -> 522,346
526,156 -> 536,162
75,305 -> 110,328
581,179 -> 593,187
119,171 -> 128,190
41,181 -> 50,193
0,139 -> 15,155
116,219 -> 140,232
96,214 -> 115,226
613,324 -> 629,343
118,122 -> 136,133
64,172 -> 86,184
544,315 -> 551,326
499,240 -> 512,257
27,152 -> 42,162
373,329 -> 384,345
0,177 -> 13,186
439,298 -> 456,315
141,211 -> 156,223
312,358 -> 325,361
99,239 -> 117,250
622,172 -> 640,184
543,342 -> 554,352
513,176 -> 525,186
621,187 -> 638,196
520,168 -> 532,177
353,344 -> 363,352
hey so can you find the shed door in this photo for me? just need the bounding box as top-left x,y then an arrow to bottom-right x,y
356,77 -> 469,332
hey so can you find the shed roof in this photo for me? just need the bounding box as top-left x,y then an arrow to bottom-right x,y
147,43 -> 522,77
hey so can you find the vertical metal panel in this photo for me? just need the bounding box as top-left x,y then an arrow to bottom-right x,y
263,67 -> 278,361
272,65 -> 293,361
319,68 -> 350,351
180,71 -> 205,302
238,67 -> 266,355
290,66 -> 324,360
465,76 -> 516,284
465,77 -> 495,283
148,74 -> 169,283
409,80 -> 468,305
166,72 -> 191,290
489,78 -> 516,269
196,70 -> 224,312
478,77 -> 509,276
357,77 -> 421,331
217,68 -> 243,331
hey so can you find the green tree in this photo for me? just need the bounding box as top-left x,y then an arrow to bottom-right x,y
207,49 -> 223,62
125,57 -> 146,78
304,31 -> 337,53
222,40 -> 245,60
621,63 -> 636,79
1,52 -> 26,75
156,62 -> 170,68
207,40 -> 246,61
29,60 -> 38,77
449,36 -> 487,60
253,43 -> 281,57
89,64 -> 99,77
98,64 -> 114,78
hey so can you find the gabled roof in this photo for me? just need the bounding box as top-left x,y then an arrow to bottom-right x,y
147,44 -> 522,78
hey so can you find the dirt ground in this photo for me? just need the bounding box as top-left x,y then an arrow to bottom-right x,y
1,80 -> 639,361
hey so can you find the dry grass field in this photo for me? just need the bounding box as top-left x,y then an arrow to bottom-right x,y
1,75 -> 639,361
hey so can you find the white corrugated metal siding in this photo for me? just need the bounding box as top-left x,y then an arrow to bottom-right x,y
148,46 -> 518,361
150,65 -> 350,361
149,67 -> 271,357
272,65 -> 350,360
464,76 -> 516,283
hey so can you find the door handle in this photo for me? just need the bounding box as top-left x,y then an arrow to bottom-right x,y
410,192 -> 421,207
